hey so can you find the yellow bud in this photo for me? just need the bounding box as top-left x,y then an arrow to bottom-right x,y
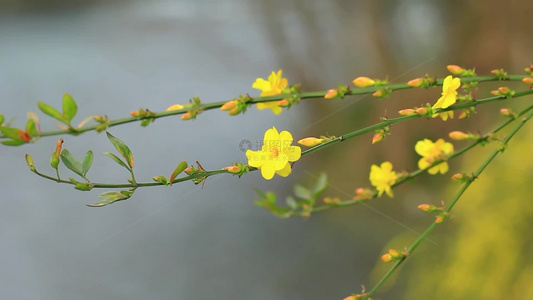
181,112 -> 193,120
166,104 -> 184,111
448,131 -> 470,140
324,89 -> 339,99
297,137 -> 324,147
398,108 -> 416,116
372,90 -> 383,97
228,107 -> 240,116
522,77 -> 533,85
447,65 -> 465,75
381,253 -> 392,262
435,216 -> 445,224
372,132 -> 384,144
458,111 -> 468,119
388,249 -> 401,259
407,78 -> 424,87
352,76 -> 375,88
417,204 -> 431,212
451,173 -> 465,181
220,100 -> 238,111
130,111 -> 140,117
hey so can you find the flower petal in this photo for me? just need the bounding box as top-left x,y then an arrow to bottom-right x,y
276,163 -> 292,177
260,161 -> 276,180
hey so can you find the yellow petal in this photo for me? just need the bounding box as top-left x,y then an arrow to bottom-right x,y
252,78 -> 271,92
285,146 -> 301,162
246,150 -> 264,168
260,162 -> 276,180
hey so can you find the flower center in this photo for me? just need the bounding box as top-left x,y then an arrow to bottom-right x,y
270,147 -> 279,158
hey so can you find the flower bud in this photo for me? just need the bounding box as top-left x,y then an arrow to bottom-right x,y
398,108 -> 416,116
458,111 -> 468,119
380,253 -> 392,262
372,90 -> 383,97
451,173 -> 466,181
277,99 -> 290,107
220,100 -> 237,111
181,112 -> 194,120
500,108 -> 515,117
372,132 -> 384,144
352,76 -> 375,88
388,249 -> 401,259
184,167 -> 194,175
25,154 -> 36,172
130,110 -> 140,117
407,78 -> 424,87
448,131 -> 470,140
324,89 -> 338,99
435,216 -> 445,224
522,77 -> 533,85
447,65 -> 465,75
417,204 -> 432,212
223,165 -> 241,174
297,137 -> 324,147
525,64 -> 533,75
228,107 -> 240,116
166,104 -> 184,111
415,107 -> 428,115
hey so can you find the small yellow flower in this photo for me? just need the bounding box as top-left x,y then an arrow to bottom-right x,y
415,138 -> 454,174
369,161 -> 397,197
246,127 -> 301,180
432,75 -> 461,120
252,70 -> 288,115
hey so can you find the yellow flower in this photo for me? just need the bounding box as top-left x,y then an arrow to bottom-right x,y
415,138 -> 454,174
246,127 -> 301,180
252,70 -> 288,115
166,104 -> 184,111
369,161 -> 397,197
432,75 -> 461,120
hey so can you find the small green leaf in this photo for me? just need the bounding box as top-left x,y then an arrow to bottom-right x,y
0,114 -> 4,125
169,161 -> 188,184
106,132 -> 134,168
88,190 -> 131,207
25,119 -> 37,138
103,152 -> 131,171
60,149 -> 83,177
38,101 -> 66,124
311,173 -> 328,198
1,139 -> 26,146
0,126 -> 22,140
50,152 -> 60,169
286,196 -> 298,209
82,150 -> 93,176
62,93 -> 78,123
294,184 -> 312,200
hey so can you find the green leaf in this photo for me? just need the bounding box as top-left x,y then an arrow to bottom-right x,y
286,196 -> 298,209
0,114 -> 4,125
106,132 -> 134,168
294,184 -> 312,200
1,139 -> 26,146
0,126 -> 22,140
311,173 -> 328,198
88,190 -> 131,207
60,149 -> 83,177
169,161 -> 188,184
38,101 -> 66,124
81,150 -> 93,176
103,152 -> 131,171
25,119 -> 37,138
62,93 -> 78,123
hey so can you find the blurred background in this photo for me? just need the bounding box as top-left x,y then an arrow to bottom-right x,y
1,0 -> 532,299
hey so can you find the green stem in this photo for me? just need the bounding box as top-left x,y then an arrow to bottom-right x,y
2,75 -> 529,141
363,105 -> 533,299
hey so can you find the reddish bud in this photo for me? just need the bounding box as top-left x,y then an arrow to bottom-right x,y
415,107 -> 428,115
398,108 -> 416,116
522,77 -> 533,85
130,111 -> 140,117
380,253 -> 392,262
417,204 -> 432,212
449,131 -> 470,140
324,89 -> 339,99
277,99 -> 290,107
220,100 -> 238,111
223,165 -> 241,174
18,129 -> 31,142
447,65 -> 465,75
407,78 -> 424,87
372,132 -> 384,144
388,249 -> 401,259
181,112 -> 194,120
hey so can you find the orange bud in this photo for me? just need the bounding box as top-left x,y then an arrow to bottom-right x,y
352,76 -> 375,88
398,108 -> 416,116
277,99 -> 290,107
223,165 -> 241,174
372,90 -> 383,97
451,173 -> 465,181
324,89 -> 339,99
498,86 -> 509,93
490,90 -> 499,96
372,132 -> 384,144
181,112 -> 193,120
417,204 -> 432,212
448,131 -> 470,140
355,188 -> 365,195
407,78 -> 424,87
18,129 -> 31,142
522,77 -> 533,85
415,107 -> 428,115
55,138 -> 64,154
458,111 -> 468,119
220,100 -> 238,111
297,137 -> 324,147
435,216 -> 445,224
447,65 -> 465,75
500,108 -> 514,117
184,167 -> 194,175
388,249 -> 401,258
381,253 -> 392,262
166,104 -> 184,111
130,111 -> 140,117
